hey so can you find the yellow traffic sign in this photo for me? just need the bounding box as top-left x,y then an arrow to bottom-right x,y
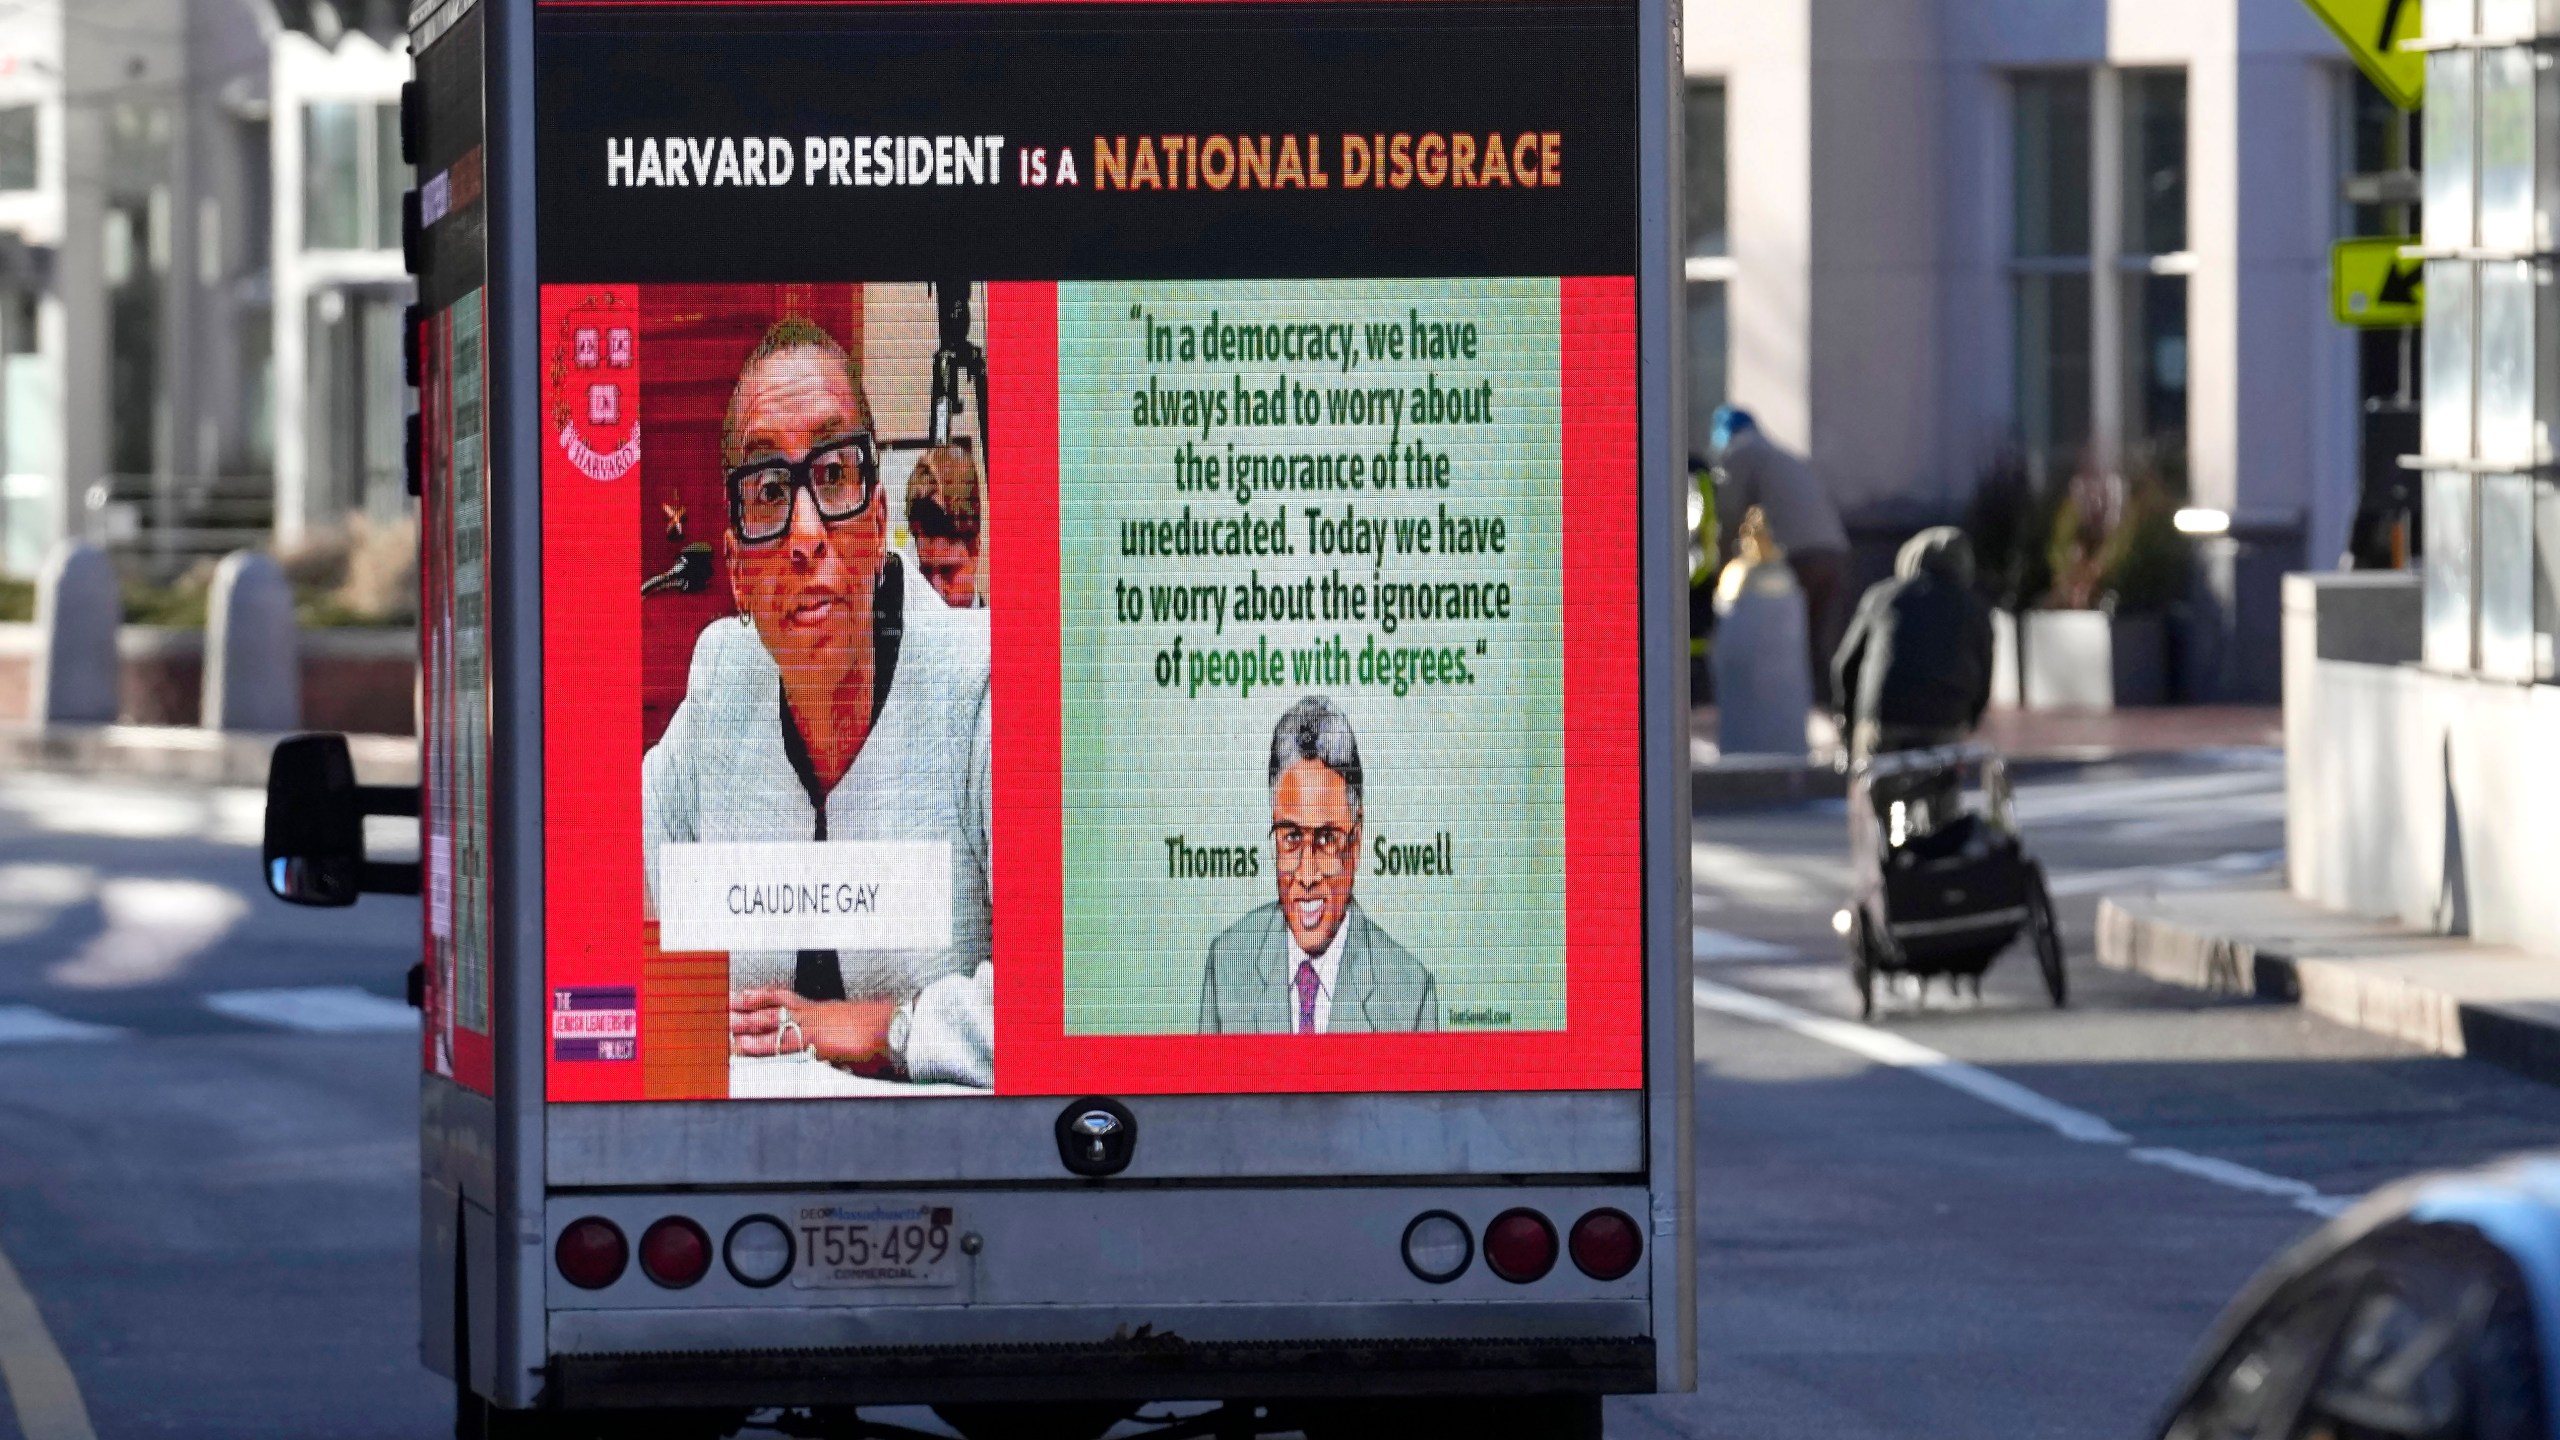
2302,0 -> 2425,110
2333,237 -> 2424,328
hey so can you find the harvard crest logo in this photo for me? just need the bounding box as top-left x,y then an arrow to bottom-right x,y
548,293 -> 640,481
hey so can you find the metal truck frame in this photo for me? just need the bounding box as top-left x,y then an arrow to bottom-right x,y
272,0 -> 1693,1431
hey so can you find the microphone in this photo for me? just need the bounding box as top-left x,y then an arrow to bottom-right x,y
641,543 -> 712,596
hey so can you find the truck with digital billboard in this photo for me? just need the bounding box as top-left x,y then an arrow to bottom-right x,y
263,0 -> 1693,1432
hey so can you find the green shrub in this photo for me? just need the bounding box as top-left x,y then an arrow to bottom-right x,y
0,577 -> 29,622
2044,463 -> 2191,613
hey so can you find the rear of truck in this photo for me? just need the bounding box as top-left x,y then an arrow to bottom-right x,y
386,0 -> 1693,1430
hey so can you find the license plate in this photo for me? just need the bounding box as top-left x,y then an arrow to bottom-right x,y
791,1203 -> 959,1289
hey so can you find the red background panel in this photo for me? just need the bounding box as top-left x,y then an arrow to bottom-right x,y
543,283 -> 647,1102
551,277 -> 1647,1101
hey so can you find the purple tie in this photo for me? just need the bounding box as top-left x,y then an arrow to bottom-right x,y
1295,959 -> 1321,1035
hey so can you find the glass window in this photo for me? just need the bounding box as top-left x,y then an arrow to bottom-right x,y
0,107 -> 36,192
2475,259 -> 2534,466
1686,279 -> 1727,459
2012,72 -> 2092,482
2013,73 -> 2091,259
2422,260 -> 2475,461
374,101 -> 408,257
2425,470 -> 2476,671
2125,272 -> 2189,462
2475,45 -> 2536,254
304,102 -> 363,250
2345,72 -> 2420,239
2015,272 -> 2092,481
238,304 -> 274,472
2423,51 -> 2476,252
2122,70 -> 2186,256
1685,81 -> 1727,259
360,294 -> 407,520
2478,471 -> 2537,679
2162,1284 -> 2346,1440
2294,1235 -> 2550,1440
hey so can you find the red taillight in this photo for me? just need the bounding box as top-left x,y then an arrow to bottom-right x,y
1569,1208 -> 1643,1281
1482,1208 -> 1557,1283
639,1217 -> 712,1289
555,1217 -> 628,1290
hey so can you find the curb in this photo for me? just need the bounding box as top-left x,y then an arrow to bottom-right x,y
0,723 -> 419,787
2097,887 -> 2560,1090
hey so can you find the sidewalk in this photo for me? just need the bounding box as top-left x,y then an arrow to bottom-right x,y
1691,705 -> 2283,810
0,722 -> 419,787
2098,884 -> 2560,1088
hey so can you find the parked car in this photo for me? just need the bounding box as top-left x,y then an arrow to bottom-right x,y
2159,1154 -> 2559,1439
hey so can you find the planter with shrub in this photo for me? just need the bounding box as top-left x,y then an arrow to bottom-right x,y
1966,453 -> 2195,712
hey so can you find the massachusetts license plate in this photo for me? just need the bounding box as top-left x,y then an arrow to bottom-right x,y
791,1203 -> 959,1289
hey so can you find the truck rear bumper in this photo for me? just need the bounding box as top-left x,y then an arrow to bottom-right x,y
547,1332 -> 1656,1408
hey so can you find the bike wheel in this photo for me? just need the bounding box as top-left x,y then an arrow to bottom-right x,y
2024,862 -> 2067,1008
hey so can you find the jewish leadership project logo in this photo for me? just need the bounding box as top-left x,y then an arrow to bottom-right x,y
548,291 -> 641,481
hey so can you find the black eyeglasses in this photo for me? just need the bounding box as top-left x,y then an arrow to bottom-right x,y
726,434 -> 880,546
1272,823 -> 1357,872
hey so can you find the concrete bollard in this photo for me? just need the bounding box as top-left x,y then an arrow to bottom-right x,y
202,550 -> 301,732
31,540 -> 119,724
1712,559 -> 1813,755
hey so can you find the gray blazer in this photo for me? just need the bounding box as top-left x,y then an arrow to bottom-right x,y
1197,900 -> 1438,1034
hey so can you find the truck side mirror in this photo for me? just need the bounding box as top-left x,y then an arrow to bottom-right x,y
263,733 -> 423,906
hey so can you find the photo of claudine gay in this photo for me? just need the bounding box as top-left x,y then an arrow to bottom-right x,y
642,286 -> 996,1094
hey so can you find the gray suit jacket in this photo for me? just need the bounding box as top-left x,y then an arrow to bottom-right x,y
1197,900 -> 1438,1034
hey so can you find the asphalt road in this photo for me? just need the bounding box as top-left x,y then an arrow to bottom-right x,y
0,752 -> 2552,1439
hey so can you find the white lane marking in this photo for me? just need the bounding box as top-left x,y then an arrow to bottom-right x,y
2132,1147 -> 2352,1219
1695,978 -> 2130,1144
2044,848 -> 2286,898
203,986 -> 420,1034
1694,976 -> 2355,1214
0,1231 -> 96,1440
45,879 -> 248,990
1694,928 -> 1799,962
0,1007 -> 122,1046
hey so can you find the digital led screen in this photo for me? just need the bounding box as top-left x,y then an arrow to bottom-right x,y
536,0 -> 1645,1100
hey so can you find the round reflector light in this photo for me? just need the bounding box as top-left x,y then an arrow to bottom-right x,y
724,1216 -> 794,1288
1568,1208 -> 1644,1281
1401,1211 -> 1473,1283
639,1217 -> 712,1289
555,1217 -> 627,1290
1482,1208 -> 1557,1284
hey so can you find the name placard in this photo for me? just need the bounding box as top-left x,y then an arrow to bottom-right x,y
657,841 -> 952,953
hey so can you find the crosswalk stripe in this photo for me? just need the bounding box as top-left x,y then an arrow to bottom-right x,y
0,1007 -> 122,1046
202,986 -> 418,1034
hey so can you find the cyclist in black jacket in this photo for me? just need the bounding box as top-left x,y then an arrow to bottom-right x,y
1832,526 -> 1994,766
